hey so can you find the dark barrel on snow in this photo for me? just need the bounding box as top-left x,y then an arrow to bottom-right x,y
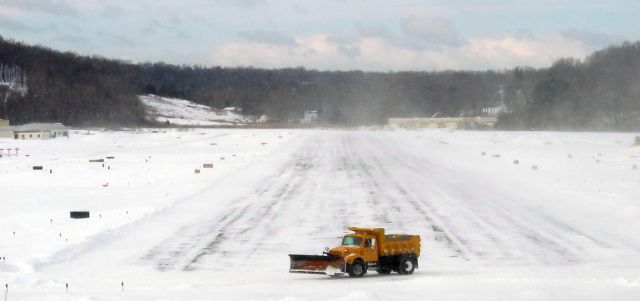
70,211 -> 90,219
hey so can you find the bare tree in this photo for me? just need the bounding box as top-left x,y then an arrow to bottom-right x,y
0,64 -> 28,119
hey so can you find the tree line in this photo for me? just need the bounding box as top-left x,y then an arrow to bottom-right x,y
499,43 -> 640,130
1,35 -> 639,129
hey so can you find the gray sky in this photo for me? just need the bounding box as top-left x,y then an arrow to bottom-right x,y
0,0 -> 637,71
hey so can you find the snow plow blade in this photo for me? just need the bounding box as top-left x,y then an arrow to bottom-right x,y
288,254 -> 344,275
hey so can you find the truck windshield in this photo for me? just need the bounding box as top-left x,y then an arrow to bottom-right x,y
342,236 -> 362,246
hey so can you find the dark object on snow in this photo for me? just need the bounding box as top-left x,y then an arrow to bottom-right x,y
194,169 -> 201,174
70,211 -> 90,219
513,160 -> 519,164
89,159 -> 104,163
203,163 -> 213,168
106,156 -> 115,159
33,166 -> 43,170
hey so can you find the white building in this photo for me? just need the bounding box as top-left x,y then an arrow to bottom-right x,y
481,101 -> 509,117
302,111 -> 318,124
9,123 -> 69,140
388,117 -> 497,129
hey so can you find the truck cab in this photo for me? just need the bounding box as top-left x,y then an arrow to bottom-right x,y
330,233 -> 379,263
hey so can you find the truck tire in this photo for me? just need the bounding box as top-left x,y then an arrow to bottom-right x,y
347,260 -> 366,277
397,256 -> 416,275
376,267 -> 392,275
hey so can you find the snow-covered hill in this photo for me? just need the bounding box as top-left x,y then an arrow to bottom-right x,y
139,94 -> 255,126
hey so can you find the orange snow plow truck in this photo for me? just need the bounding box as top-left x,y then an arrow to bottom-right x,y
289,227 -> 421,277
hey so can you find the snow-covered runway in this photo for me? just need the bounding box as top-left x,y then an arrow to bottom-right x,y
1,129 -> 640,300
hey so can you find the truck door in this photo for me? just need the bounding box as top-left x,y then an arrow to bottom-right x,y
363,237 -> 378,263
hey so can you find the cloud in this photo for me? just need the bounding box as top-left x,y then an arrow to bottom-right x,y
561,28 -> 625,49
0,0 -> 633,71
513,28 -> 535,40
238,30 -> 298,47
96,31 -> 135,46
356,23 -> 391,38
0,14 -> 36,32
209,32 -> 591,71
291,4 -> 308,15
56,34 -> 89,46
211,0 -> 267,8
400,15 -> 466,50
353,17 -> 466,52
0,0 -> 77,15
211,34 -> 350,69
100,4 -> 124,18
139,16 -> 191,40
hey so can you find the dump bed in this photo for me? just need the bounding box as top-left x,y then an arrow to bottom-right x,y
346,227 -> 421,258
380,234 -> 421,257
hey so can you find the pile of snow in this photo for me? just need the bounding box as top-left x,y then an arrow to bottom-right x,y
139,95 -> 251,126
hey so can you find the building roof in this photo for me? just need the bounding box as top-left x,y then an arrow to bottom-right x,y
9,123 -> 69,132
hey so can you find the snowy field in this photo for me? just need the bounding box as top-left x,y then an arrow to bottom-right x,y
1,128 -> 640,300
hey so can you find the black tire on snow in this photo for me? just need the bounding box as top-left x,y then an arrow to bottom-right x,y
376,267 -> 392,275
397,256 -> 416,275
347,260 -> 366,277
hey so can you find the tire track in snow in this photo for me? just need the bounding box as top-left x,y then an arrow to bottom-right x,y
143,134 -> 324,271
364,134 -> 575,263
344,134 -> 469,260
188,137 -> 323,269
361,133 -> 619,264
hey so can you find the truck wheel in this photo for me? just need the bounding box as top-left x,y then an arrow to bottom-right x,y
376,267 -> 392,275
347,260 -> 366,277
398,256 -> 416,275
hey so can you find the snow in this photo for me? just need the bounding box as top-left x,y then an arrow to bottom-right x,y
1,128 -> 640,300
139,95 -> 248,126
